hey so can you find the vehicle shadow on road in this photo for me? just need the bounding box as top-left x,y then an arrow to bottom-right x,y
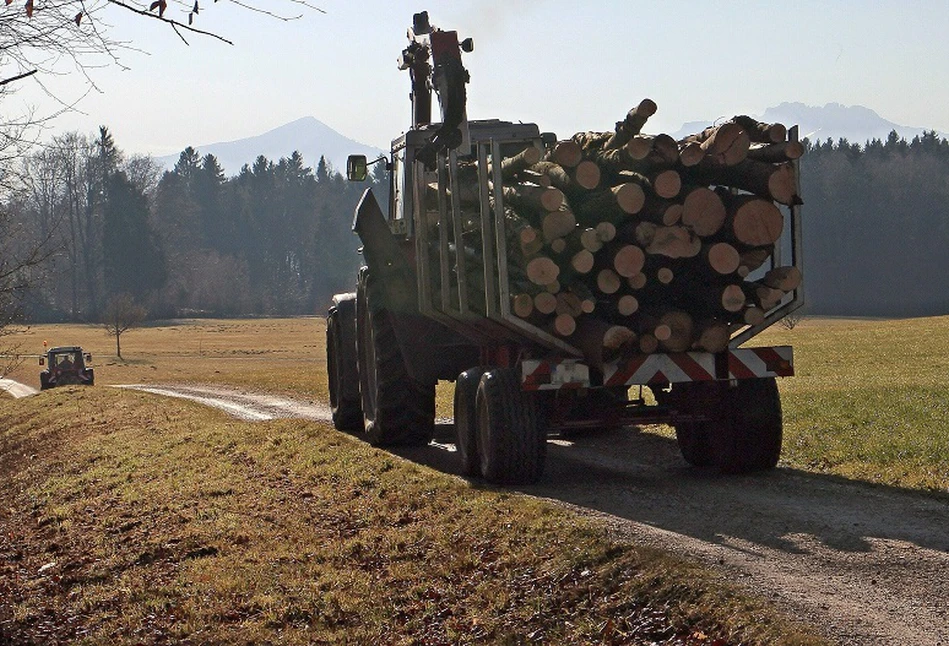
393,423 -> 949,559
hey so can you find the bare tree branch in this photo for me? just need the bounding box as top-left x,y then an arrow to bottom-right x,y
106,0 -> 234,45
0,69 -> 38,87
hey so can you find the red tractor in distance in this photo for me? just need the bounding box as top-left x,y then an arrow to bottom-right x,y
40,346 -> 95,389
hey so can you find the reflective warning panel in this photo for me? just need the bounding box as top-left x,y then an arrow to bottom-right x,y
520,346 -> 794,391
602,346 -> 794,387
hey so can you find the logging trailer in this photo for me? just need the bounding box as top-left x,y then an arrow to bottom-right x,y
326,11 -> 804,484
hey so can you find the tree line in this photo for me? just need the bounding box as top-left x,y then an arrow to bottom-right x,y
4,125 -> 949,324
4,127 -> 384,322
800,129 -> 949,316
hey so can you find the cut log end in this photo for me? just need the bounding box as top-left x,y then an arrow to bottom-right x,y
707,242 -> 741,275
612,244 -> 646,278
652,169 -> 682,199
526,256 -> 560,286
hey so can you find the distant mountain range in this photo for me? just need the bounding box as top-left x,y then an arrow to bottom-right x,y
672,102 -> 948,144
159,104 -> 947,178
156,117 -> 385,177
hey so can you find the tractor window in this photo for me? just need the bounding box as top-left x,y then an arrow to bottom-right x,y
56,353 -> 79,369
390,149 -> 405,224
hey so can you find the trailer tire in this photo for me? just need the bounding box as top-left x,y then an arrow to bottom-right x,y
675,422 -> 715,467
454,368 -> 486,476
476,368 -> 545,485
714,377 -> 783,473
356,272 -> 435,447
327,301 -> 363,432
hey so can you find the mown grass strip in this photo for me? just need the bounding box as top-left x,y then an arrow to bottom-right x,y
0,388 -> 825,645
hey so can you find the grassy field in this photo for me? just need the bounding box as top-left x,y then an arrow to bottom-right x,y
4,314 -> 949,643
0,386 -> 823,644
6,314 -> 949,493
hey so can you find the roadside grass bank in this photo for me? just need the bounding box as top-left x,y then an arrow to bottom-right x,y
8,315 -> 949,494
0,388 -> 824,645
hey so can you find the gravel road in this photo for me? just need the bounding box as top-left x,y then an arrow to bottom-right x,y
10,381 -> 949,645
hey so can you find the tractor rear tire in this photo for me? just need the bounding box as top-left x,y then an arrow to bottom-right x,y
356,272 -> 435,447
40,373 -> 50,390
453,368 -> 486,476
476,368 -> 545,485
327,300 -> 363,432
712,377 -> 783,473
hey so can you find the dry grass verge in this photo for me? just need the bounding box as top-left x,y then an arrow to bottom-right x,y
0,387 -> 824,645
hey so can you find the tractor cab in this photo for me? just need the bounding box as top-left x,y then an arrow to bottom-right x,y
40,346 -> 94,389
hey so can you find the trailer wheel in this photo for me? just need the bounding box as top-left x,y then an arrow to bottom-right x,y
327,300 -> 363,432
714,377 -> 783,473
675,422 -> 715,467
453,368 -> 485,476
476,368 -> 545,485
356,272 -> 435,447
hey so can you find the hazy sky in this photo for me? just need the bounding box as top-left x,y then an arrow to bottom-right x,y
10,0 -> 949,158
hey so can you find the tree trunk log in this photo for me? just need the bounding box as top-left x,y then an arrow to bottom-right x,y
681,186 -> 726,236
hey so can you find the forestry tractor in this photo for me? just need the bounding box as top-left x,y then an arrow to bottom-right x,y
326,11 -> 804,484
40,346 -> 95,389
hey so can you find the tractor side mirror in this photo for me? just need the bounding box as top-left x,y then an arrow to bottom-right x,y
347,155 -> 368,182
39,357 -> 44,366
85,353 -> 92,363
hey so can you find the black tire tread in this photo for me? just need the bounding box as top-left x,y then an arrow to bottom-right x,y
714,377 -> 783,474
357,273 -> 434,447
327,307 -> 363,432
454,368 -> 485,476
477,368 -> 545,485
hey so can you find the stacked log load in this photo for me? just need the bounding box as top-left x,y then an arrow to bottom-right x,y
450,100 -> 802,369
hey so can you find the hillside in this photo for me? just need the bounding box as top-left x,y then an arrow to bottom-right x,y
672,102 -> 947,145
156,116 -> 385,176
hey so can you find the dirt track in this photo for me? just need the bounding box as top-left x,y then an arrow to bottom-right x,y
11,381 -> 949,645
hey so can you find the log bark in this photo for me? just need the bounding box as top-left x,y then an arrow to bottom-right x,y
567,317 -> 637,371
695,159 -> 801,205
693,320 -> 731,352
577,182 -> 646,226
747,140 -> 804,163
763,266 -> 802,292
678,141 -> 706,167
604,98 -> 659,150
688,121 -> 751,166
738,246 -> 773,276
732,115 -> 787,144
657,310 -> 694,353
503,183 -> 566,214
491,146 -> 543,180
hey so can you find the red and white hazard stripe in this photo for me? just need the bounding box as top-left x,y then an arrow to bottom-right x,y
521,346 -> 793,391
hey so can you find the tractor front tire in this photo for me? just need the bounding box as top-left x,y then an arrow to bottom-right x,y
476,368 -> 545,485
327,300 -> 363,432
454,368 -> 486,476
356,272 -> 435,447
